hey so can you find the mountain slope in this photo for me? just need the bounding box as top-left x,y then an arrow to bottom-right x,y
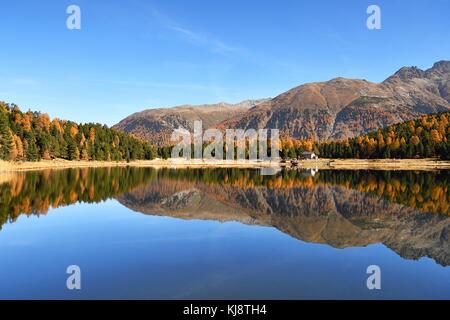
114,60 -> 450,145
112,99 -> 269,146
220,61 -> 450,141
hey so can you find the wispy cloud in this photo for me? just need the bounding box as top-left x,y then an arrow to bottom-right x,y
135,3 -> 301,70
87,78 -> 233,92
148,6 -> 244,55
167,25 -> 243,55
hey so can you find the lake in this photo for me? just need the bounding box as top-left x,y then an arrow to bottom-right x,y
0,167 -> 449,299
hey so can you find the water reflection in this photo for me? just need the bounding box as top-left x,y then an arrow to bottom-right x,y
0,167 -> 449,266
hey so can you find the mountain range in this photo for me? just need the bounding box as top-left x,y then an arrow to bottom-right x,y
113,99 -> 269,146
113,61 -> 450,145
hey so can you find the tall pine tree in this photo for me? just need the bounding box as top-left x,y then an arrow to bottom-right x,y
0,111 -> 13,160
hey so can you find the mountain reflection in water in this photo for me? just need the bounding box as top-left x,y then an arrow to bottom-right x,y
1,167 -> 449,266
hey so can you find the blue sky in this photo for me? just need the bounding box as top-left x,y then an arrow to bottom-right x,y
0,0 -> 449,126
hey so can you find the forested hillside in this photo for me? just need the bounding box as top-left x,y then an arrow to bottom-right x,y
0,102 -> 156,162
317,112 -> 450,159
155,112 -> 450,160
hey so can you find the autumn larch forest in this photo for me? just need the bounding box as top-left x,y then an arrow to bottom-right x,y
0,101 -> 156,162
1,101 -> 450,162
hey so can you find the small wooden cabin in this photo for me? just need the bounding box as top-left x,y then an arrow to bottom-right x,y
301,152 -> 318,160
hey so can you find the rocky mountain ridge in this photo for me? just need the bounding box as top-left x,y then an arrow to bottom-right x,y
114,61 -> 450,144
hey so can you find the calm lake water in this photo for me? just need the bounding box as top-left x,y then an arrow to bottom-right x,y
0,167 -> 449,299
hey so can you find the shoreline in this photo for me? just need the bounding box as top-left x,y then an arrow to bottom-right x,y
0,159 -> 281,173
1,158 -> 450,173
315,158 -> 450,170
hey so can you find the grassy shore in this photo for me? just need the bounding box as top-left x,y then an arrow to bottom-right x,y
1,158 -> 450,172
0,159 -> 281,172
295,158 -> 450,170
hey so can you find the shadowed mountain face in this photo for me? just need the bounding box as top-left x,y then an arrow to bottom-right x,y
114,61 -> 450,144
1,168 -> 449,266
